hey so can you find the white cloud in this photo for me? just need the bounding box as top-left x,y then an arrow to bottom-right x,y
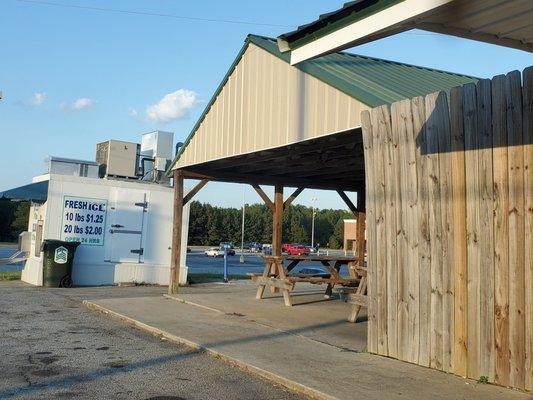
61,97 -> 94,111
32,92 -> 47,106
146,89 -> 200,123
128,108 -> 138,117
71,97 -> 93,110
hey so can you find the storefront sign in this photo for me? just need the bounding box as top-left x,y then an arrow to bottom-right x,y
61,196 -> 107,246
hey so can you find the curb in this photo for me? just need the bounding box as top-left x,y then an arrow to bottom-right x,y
83,300 -> 338,400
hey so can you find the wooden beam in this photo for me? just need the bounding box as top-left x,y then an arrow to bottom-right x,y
284,187 -> 304,210
252,184 -> 274,211
356,187 -> 366,269
337,190 -> 360,215
181,168 -> 363,192
183,178 -> 209,205
169,170 -> 184,294
272,184 -> 283,257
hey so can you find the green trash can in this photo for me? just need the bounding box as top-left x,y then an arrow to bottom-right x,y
42,240 -> 80,288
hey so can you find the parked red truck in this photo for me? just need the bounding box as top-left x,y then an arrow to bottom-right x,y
282,243 -> 310,256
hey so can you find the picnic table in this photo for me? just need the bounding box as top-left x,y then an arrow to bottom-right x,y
250,255 -> 367,319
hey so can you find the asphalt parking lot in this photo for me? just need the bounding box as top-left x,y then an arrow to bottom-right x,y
0,281 -> 304,400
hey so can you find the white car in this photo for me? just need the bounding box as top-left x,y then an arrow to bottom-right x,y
204,247 -> 223,257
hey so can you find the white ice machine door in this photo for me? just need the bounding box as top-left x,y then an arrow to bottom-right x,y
106,188 -> 147,263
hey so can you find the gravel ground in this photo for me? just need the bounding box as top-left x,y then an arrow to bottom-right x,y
0,281 -> 305,400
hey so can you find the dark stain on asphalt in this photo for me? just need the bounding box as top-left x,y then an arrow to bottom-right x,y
96,346 -> 109,351
38,356 -> 60,365
104,361 -> 130,368
36,351 -> 52,355
31,369 -> 60,377
145,397 -> 186,400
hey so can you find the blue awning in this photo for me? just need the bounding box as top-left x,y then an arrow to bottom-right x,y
0,181 -> 48,202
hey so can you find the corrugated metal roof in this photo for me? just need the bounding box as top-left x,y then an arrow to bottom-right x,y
278,0 -> 533,56
251,34 -> 476,107
0,181 -> 48,202
278,0 -> 402,51
169,34 -> 476,171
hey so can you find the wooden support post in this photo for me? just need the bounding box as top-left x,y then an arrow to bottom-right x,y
356,188 -> 366,268
272,184 -> 283,256
337,190 -> 360,214
168,170 -> 184,295
252,184 -> 274,211
183,179 -> 209,205
283,187 -> 304,210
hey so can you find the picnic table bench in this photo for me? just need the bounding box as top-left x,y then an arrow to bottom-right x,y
249,255 -> 368,321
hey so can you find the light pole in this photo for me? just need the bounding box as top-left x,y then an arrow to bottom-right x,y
310,196 -> 317,250
239,185 -> 246,263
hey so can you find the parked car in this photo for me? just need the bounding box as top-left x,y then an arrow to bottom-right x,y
283,243 -> 310,256
217,242 -> 235,255
204,247 -> 223,257
245,242 -> 261,252
262,244 -> 272,255
223,247 -> 236,256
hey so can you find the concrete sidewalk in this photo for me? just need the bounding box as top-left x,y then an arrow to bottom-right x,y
84,288 -> 528,400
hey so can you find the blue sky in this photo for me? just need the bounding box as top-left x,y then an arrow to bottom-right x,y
1,0 -> 532,210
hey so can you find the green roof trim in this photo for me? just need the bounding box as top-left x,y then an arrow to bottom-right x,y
169,34 -> 477,172
278,0 -> 405,51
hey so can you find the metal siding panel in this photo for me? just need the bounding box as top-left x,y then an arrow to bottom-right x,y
177,40 -> 428,169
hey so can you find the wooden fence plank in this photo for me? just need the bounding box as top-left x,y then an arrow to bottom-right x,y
372,105 -> 389,356
401,99 -> 420,365
389,101 -> 403,359
433,91 -> 454,373
492,74 -> 510,386
476,79 -> 495,380
463,83 -> 480,379
412,95 -> 431,367
506,70 -> 525,390
361,110 -> 378,354
450,86 -> 468,377
523,66 -> 533,392
425,92 -> 444,370
380,101 -> 401,358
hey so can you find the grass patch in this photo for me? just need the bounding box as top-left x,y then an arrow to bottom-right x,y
477,376 -> 489,384
188,273 -> 248,284
0,271 -> 22,281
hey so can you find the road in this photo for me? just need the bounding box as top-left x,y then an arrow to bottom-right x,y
187,250 -> 350,276
0,281 -> 305,400
1,247 -> 351,276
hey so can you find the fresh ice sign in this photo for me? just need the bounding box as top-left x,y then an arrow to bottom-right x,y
61,196 -> 107,246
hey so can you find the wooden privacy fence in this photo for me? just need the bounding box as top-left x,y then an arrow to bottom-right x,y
361,67 -> 532,391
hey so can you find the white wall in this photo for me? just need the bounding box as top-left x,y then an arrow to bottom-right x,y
21,174 -> 189,286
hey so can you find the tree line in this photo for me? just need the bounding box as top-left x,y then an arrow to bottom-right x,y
188,201 -> 351,249
0,200 -> 30,243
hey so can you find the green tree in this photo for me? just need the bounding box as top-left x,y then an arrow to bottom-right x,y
11,202 -> 30,236
187,200 -> 351,249
0,199 -> 16,242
